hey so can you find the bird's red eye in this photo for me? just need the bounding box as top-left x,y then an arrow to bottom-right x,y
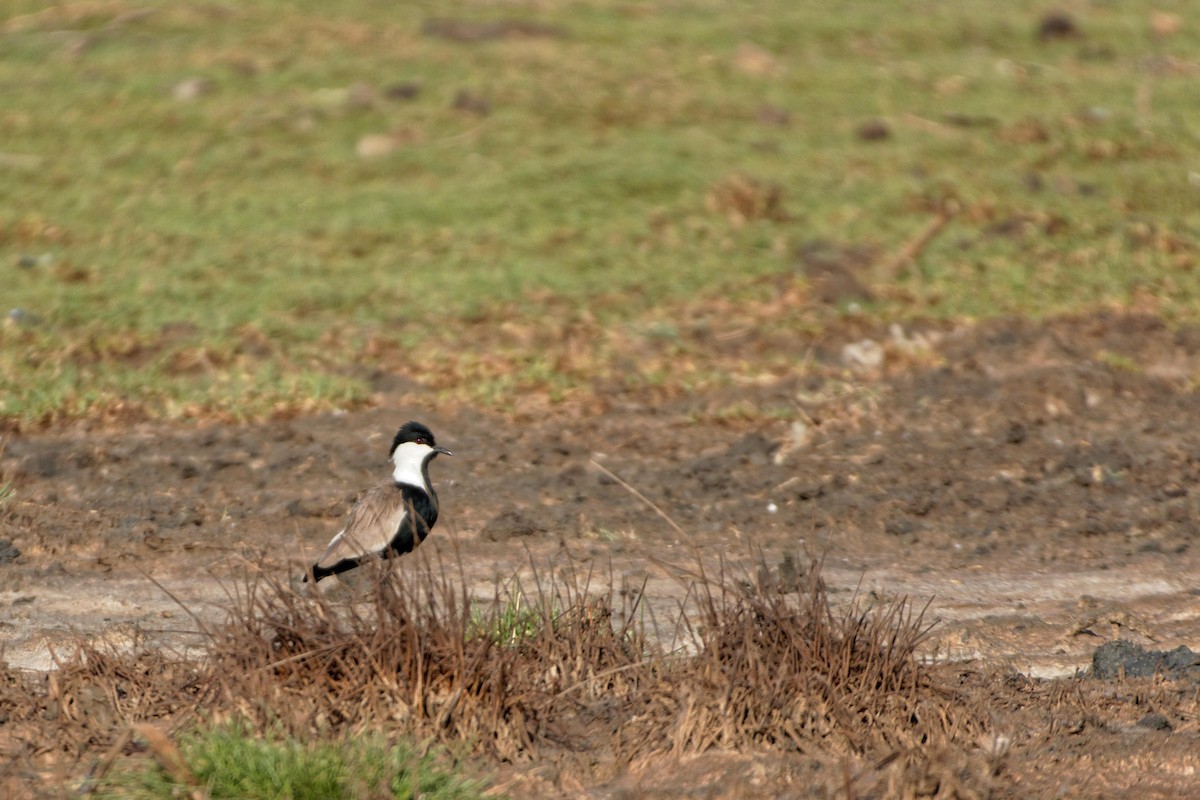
415,437 -> 426,444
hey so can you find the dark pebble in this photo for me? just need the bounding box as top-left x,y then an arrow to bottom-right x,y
0,539 -> 20,564
1092,640 -> 1200,679
1136,713 -> 1172,731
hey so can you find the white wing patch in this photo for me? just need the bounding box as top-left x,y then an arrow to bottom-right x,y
317,529 -> 347,563
315,484 -> 409,567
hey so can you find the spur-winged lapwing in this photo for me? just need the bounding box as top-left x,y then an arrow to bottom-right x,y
306,421 -> 451,583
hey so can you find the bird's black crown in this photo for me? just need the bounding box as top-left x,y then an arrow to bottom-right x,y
390,421 -> 438,457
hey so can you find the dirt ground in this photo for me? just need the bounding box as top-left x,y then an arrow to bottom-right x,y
5,311 -> 1200,796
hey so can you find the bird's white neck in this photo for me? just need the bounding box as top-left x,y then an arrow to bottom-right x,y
391,441 -> 433,491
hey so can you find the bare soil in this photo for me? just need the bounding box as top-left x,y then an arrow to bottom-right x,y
4,311 -> 1200,797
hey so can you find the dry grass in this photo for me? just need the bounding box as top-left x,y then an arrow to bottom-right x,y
667,564 -> 952,754
0,644 -> 209,795
0,552 -> 1001,797
200,556 -> 652,765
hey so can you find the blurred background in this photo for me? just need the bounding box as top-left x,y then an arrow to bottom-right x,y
2,0 -> 1198,427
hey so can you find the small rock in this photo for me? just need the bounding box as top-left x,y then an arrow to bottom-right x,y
6,308 -> 41,327
1005,422 -> 1027,445
842,339 -> 884,371
1037,12 -> 1082,41
888,323 -> 937,355
1137,713 -> 1172,731
0,539 -> 20,564
1163,646 -> 1200,671
385,81 -> 422,101
792,481 -> 825,501
356,133 -> 401,158
172,77 -> 213,102
1092,640 -> 1200,679
856,119 -> 891,141
1161,483 -> 1188,499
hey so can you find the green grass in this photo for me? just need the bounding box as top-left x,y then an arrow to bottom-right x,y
99,723 -> 485,800
2,1 -> 1200,424
469,588 -> 551,647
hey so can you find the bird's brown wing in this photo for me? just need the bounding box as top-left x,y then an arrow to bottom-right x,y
315,483 -> 409,569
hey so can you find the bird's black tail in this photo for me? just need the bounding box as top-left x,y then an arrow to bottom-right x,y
305,558 -> 363,583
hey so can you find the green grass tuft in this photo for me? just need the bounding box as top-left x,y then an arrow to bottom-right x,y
469,586 -> 552,647
99,722 -> 485,800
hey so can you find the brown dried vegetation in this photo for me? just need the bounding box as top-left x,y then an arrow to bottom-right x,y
706,173 -> 789,226
0,553 -> 998,796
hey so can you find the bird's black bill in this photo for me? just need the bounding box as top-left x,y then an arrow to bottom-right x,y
434,446 -> 453,456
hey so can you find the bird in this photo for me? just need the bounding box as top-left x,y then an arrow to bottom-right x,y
305,421 -> 452,583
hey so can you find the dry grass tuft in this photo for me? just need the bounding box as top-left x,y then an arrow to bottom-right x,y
662,564 -> 956,755
706,173 -> 788,226
0,644 -> 208,794
201,556 -> 652,764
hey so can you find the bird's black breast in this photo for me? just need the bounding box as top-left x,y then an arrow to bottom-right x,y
385,483 -> 439,558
